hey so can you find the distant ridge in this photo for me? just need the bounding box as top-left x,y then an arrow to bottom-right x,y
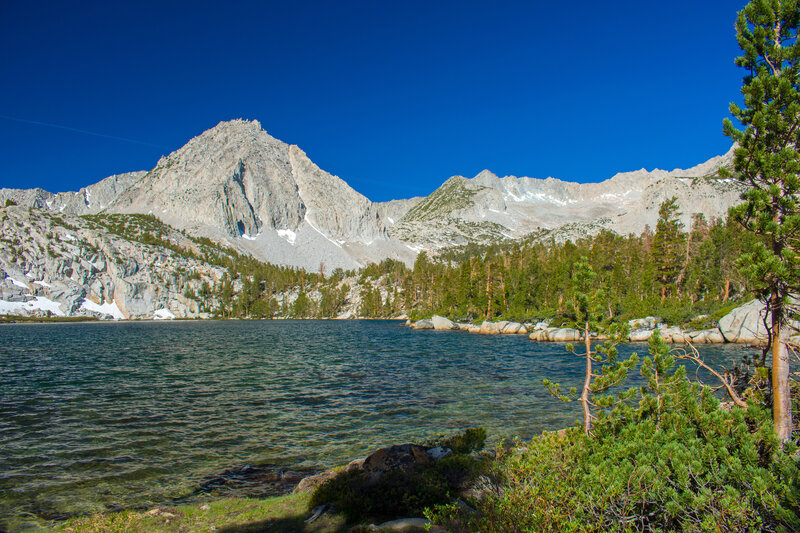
0,120 -> 743,267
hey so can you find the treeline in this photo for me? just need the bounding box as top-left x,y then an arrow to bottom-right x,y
204,197 -> 759,325
400,199 -> 759,325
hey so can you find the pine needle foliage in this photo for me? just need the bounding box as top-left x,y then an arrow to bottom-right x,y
430,333 -> 800,532
543,257 -> 638,435
722,0 -> 800,443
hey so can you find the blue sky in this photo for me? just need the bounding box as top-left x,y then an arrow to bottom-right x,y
1,1 -> 745,202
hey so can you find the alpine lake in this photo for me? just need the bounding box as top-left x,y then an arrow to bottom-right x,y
0,319 -> 753,530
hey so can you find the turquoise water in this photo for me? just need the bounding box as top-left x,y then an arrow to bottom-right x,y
0,320 -> 752,530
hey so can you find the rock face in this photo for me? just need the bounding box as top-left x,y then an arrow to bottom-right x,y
1,119 -> 744,269
103,120 -> 414,271
0,171 -> 146,216
718,299 -> 770,344
391,148 -> 743,248
2,120 -> 415,272
0,206 -> 225,319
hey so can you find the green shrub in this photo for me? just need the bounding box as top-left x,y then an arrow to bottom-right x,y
429,427 -> 487,455
310,429 -> 487,522
429,335 -> 800,532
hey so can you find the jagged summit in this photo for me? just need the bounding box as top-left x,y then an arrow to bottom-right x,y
0,120 -> 743,267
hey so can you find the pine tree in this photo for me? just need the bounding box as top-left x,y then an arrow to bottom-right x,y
544,257 -> 638,435
651,197 -> 686,302
722,0 -> 800,443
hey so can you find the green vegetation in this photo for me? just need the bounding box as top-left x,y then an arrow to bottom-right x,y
544,257 -> 639,435
400,178 -> 480,223
428,333 -> 800,532
722,0 -> 800,444
309,429 -> 487,522
88,206 -> 754,325
55,493 -> 345,533
400,214 -> 758,326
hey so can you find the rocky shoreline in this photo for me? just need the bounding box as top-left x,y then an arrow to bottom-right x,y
407,298 -> 799,346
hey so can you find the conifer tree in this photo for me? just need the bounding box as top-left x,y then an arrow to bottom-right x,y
544,257 -> 638,435
651,197 -> 685,302
722,0 -> 800,443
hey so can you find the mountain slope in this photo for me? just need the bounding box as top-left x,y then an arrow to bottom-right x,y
103,120 -> 413,270
1,119 -> 744,264
392,147 -> 742,247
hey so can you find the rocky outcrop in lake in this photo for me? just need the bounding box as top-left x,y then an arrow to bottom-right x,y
407,299 -> 798,347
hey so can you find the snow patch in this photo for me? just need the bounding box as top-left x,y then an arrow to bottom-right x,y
387,217 -> 394,224
504,191 -> 573,206
5,276 -> 28,289
241,232 -> 261,241
80,298 -> 125,320
276,228 -> 297,245
0,296 -> 65,316
154,308 -> 175,320
597,190 -> 634,201
33,280 -> 52,288
62,233 -> 76,241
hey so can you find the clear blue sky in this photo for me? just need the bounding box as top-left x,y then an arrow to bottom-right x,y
0,1 -> 745,202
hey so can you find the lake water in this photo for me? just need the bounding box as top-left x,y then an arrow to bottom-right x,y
0,320 -> 752,530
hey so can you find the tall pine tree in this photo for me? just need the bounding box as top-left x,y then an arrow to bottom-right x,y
722,0 -> 800,442
651,197 -> 685,302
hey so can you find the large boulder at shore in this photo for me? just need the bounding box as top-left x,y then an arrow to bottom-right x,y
431,315 -> 457,330
361,444 -> 432,484
686,329 -> 726,344
412,319 -> 434,330
501,321 -> 527,334
294,443 -> 439,493
477,320 -> 507,335
629,329 -> 654,342
659,326 -> 687,344
549,327 -> 582,342
718,299 -> 770,344
530,327 -> 582,342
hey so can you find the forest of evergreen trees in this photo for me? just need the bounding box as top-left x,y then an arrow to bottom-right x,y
212,197 -> 760,327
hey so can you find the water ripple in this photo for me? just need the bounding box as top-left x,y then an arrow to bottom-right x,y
0,320 -> 751,530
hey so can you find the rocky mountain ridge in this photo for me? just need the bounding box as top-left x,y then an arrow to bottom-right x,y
391,147 -> 742,247
1,119 -> 744,267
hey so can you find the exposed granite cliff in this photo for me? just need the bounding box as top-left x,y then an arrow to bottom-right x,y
0,120 -> 744,266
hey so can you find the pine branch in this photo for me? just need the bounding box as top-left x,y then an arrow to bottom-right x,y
675,344 -> 748,408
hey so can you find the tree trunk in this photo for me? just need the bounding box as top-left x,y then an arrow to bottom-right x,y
772,292 -> 792,443
486,264 -> 492,317
581,320 -> 592,435
723,278 -> 730,302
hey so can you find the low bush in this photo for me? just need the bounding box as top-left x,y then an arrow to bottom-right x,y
309,428 -> 487,522
428,336 -> 800,532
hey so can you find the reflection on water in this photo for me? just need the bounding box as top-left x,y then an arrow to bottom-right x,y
0,320 -> 753,529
